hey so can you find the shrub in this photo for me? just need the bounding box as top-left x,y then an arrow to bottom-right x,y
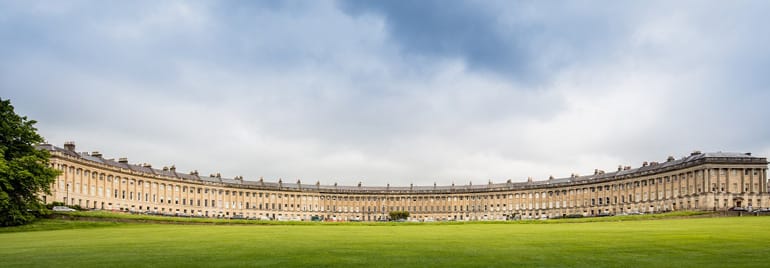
389,211 -> 410,221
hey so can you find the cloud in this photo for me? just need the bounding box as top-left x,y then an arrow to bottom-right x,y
1,1 -> 769,187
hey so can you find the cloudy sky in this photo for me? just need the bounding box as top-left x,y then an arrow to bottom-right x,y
2,1 -> 769,186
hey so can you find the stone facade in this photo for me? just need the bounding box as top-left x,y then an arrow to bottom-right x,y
39,143 -> 769,221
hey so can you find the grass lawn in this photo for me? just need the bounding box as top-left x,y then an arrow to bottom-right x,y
1,216 -> 769,267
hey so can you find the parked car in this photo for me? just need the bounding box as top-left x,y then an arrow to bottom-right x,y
52,206 -> 76,212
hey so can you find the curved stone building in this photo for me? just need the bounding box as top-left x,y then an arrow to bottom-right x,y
39,142 -> 769,221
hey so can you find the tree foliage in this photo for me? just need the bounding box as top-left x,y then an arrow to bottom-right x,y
389,210 -> 410,221
0,98 -> 61,226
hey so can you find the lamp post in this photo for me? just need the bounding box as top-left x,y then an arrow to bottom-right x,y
65,182 -> 70,205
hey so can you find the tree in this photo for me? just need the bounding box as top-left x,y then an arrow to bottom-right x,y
0,98 -> 61,226
389,210 -> 410,221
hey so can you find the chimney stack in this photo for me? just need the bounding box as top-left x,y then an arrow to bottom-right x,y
118,157 -> 128,164
64,141 -> 76,151
91,151 -> 102,158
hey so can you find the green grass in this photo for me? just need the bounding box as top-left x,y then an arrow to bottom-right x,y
2,216 -> 769,267
0,219 -> 123,233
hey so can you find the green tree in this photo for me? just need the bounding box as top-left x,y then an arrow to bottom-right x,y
389,210 -> 410,221
0,98 -> 61,226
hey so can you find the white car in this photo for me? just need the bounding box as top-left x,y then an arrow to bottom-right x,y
52,206 -> 76,212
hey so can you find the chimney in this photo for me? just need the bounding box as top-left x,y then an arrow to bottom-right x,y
691,150 -> 702,156
170,165 -> 176,172
91,151 -> 102,158
142,163 -> 152,168
594,169 -> 599,175
667,156 -> 675,162
618,165 -> 623,171
118,157 -> 128,164
642,161 -> 648,167
64,141 -> 76,151
162,166 -> 169,171
190,170 -> 199,176
216,173 -> 221,179
745,152 -> 752,156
